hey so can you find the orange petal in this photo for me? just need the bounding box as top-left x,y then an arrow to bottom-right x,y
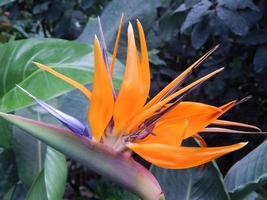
211,119 -> 261,131
33,62 -> 91,100
200,127 -> 265,134
110,14 -> 124,75
137,120 -> 188,146
113,23 -> 149,133
144,45 -> 219,109
219,100 -> 236,112
155,101 -> 237,139
88,37 -> 114,141
128,142 -> 247,169
126,68 -> 224,133
137,20 -> 150,98
156,102 -> 221,139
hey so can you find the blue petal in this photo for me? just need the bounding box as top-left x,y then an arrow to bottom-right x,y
17,85 -> 92,139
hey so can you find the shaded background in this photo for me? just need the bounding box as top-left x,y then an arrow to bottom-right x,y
0,0 -> 267,199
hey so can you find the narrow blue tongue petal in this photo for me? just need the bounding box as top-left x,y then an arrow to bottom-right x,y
16,85 -> 92,139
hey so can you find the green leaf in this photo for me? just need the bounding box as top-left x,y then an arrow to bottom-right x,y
158,10 -> 184,42
253,45 -> 267,72
217,0 -> 259,11
26,170 -> 48,200
224,140 -> 267,199
25,147 -> 67,200
216,6 -> 248,36
0,149 -> 18,199
0,118 -> 12,148
191,19 -> 211,49
78,0 -> 159,50
0,38 -> 122,113
151,162 -> 230,200
181,0 -> 212,33
243,192 -> 266,200
0,112 -> 163,200
0,0 -> 14,7
44,147 -> 67,200
12,107 -> 48,188
3,183 -> 26,200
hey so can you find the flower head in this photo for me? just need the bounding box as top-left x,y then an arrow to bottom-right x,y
20,16 -> 261,169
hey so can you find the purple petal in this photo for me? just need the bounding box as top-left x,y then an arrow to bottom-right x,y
17,85 -> 92,139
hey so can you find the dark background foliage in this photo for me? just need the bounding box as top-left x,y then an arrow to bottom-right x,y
0,0 -> 267,199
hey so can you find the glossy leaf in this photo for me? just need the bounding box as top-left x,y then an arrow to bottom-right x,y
12,107 -> 48,188
225,140 -> 267,199
23,143 -> 67,200
78,0 -> 159,51
3,183 -> 26,200
0,149 -> 18,199
0,0 -> 14,7
216,6 -> 248,36
44,147 -> 67,200
0,118 -> 12,148
217,0 -> 259,11
181,0 -> 212,33
243,192 -> 266,200
191,20 -> 210,49
0,38 -> 122,113
151,162 -> 230,200
26,170 -> 47,200
0,112 -> 163,200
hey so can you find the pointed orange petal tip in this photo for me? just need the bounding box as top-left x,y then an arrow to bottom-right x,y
128,22 -> 134,33
32,61 -> 92,100
89,35 -> 114,141
238,141 -> 248,147
128,142 -> 248,169
94,34 -> 99,43
212,120 -> 262,131
110,14 -> 124,75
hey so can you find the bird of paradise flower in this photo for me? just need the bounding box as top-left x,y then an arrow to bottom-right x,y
5,16 -> 262,199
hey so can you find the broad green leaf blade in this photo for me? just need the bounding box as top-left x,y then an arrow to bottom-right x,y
243,192 -> 266,200
0,118 -> 12,148
3,183 -> 26,200
0,113 -> 163,200
26,170 -> 47,200
224,140 -> 267,199
12,107 -> 50,188
216,6 -> 248,36
181,0 -> 212,33
0,0 -> 14,7
0,38 -> 123,112
24,142 -> 66,200
44,147 -> 67,200
0,149 -> 18,199
151,162 -> 230,200
78,0 -> 159,51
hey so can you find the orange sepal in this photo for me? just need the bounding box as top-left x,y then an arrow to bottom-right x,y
88,37 -> 114,141
144,45 -> 219,109
211,119 -> 261,131
113,23 -> 149,134
137,120 -> 188,146
137,20 -> 150,99
125,68 -> 223,133
156,102 -> 221,139
110,14 -> 124,75
33,62 -> 91,100
128,142 -> 247,169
